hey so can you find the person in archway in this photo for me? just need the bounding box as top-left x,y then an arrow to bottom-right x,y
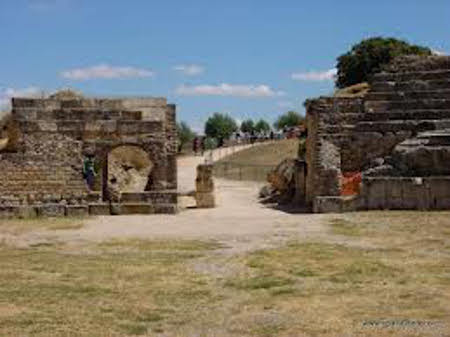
83,155 -> 97,190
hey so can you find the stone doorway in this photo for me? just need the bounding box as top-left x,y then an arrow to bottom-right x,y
106,145 -> 153,201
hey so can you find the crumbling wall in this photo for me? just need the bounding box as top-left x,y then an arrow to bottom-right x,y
305,97 -> 363,205
305,55 -> 450,212
0,95 -> 177,216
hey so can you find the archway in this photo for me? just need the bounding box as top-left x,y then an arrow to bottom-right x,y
106,145 -> 153,200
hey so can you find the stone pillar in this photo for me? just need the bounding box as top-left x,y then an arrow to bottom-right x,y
195,164 -> 215,208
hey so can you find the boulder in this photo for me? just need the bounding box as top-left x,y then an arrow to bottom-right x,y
267,158 -> 296,193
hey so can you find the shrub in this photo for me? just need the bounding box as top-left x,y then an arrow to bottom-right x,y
336,37 -> 431,88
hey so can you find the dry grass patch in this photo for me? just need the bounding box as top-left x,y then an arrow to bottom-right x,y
217,139 -> 299,167
0,217 -> 85,235
224,239 -> 450,336
0,239 -> 223,337
214,139 -> 299,181
1,211 -> 449,336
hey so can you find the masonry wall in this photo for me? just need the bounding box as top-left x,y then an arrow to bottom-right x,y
305,97 -> 363,205
305,55 -> 450,212
361,177 -> 450,210
0,96 -> 177,215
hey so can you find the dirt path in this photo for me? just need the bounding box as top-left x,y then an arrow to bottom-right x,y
2,153 -> 342,253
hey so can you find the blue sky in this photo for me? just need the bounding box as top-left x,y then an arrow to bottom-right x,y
1,0 -> 449,131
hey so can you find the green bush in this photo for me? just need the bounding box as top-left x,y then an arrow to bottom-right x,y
336,37 -> 431,88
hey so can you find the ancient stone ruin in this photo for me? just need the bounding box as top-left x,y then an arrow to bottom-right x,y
302,55 -> 450,212
0,91 -> 177,217
195,164 -> 215,208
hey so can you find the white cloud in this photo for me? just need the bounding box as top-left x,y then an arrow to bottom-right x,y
291,68 -> 337,81
431,49 -> 447,56
61,64 -> 154,80
175,83 -> 284,97
0,87 -> 42,111
173,64 -> 205,76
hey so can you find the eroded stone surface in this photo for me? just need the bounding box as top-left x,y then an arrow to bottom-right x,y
0,92 -> 177,217
305,55 -> 450,212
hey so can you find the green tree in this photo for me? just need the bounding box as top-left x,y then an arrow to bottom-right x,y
240,119 -> 255,133
254,119 -> 271,133
274,111 -> 304,130
336,37 -> 431,88
204,113 -> 238,140
176,121 -> 196,153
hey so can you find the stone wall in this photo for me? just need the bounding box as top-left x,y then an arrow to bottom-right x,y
305,55 -> 450,212
361,177 -> 450,210
0,94 -> 177,216
305,97 -> 363,205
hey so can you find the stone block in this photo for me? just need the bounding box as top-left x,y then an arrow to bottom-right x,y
37,121 -> 58,132
122,98 -> 167,109
154,204 -> 178,214
88,203 -> 111,215
84,120 -> 117,133
401,179 -> 429,210
195,192 -> 215,208
85,192 -> 101,203
313,197 -> 342,213
66,205 -> 89,217
120,192 -> 177,204
39,204 -> 66,217
16,206 -> 39,219
117,121 -> 140,134
363,178 -> 386,209
57,121 -> 84,133
384,178 -> 404,209
196,179 -> 214,193
121,111 -> 142,120
427,178 -> 450,209
119,203 -> 155,215
0,206 -> 38,219
140,121 -> 163,133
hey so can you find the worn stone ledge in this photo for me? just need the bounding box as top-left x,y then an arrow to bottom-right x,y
361,177 -> 450,210
366,89 -> 450,101
313,196 -> 360,213
372,69 -> 450,82
371,79 -> 450,92
120,191 -> 178,204
365,99 -> 450,113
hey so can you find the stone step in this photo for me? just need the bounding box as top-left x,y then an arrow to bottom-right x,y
360,110 -> 450,122
119,191 -> 177,204
113,203 -> 177,215
371,69 -> 450,82
88,202 -> 178,215
365,99 -> 450,112
355,119 -> 450,133
371,79 -> 450,92
365,89 -> 450,101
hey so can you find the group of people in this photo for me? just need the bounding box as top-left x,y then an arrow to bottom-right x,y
192,136 -> 206,156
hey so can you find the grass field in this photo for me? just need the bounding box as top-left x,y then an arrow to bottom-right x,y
0,211 -> 449,336
213,139 -> 299,181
